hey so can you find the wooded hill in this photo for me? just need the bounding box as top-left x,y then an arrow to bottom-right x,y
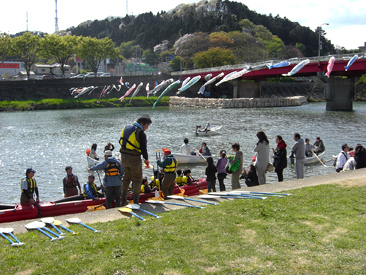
67,0 -> 335,58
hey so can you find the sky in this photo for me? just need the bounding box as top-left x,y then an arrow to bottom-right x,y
0,0 -> 365,50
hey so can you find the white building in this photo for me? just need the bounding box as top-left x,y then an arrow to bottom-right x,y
0,61 -> 25,78
33,63 -> 71,78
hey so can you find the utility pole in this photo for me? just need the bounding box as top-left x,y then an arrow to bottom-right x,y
55,0 -> 59,33
317,23 -> 329,66
126,0 -> 128,16
26,11 -> 28,31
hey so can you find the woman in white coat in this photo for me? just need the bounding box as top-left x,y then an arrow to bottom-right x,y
254,131 -> 270,185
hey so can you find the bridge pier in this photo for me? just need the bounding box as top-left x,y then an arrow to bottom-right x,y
325,77 -> 354,111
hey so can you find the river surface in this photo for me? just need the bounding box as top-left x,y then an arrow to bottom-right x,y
1,102 -> 365,204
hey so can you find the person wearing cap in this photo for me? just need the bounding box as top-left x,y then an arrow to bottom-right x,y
119,115 -> 152,205
88,150 -> 123,208
63,166 -> 81,198
20,168 -> 40,205
157,148 -> 178,199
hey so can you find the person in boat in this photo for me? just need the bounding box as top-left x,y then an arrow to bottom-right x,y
83,175 -> 103,199
63,166 -> 81,198
150,171 -> 161,190
254,131 -> 270,185
157,148 -> 178,199
90,143 -> 99,160
88,150 -> 124,208
204,122 -> 211,132
175,169 -> 183,186
313,137 -> 325,155
120,115 -> 152,206
216,150 -> 228,191
272,135 -> 287,182
304,138 -> 315,157
228,143 -> 243,190
183,169 -> 196,185
199,142 -> 211,156
141,177 -> 152,193
335,144 -> 350,173
104,142 -> 115,153
20,168 -> 40,205
180,138 -> 194,155
290,133 -> 305,179
205,157 -> 217,192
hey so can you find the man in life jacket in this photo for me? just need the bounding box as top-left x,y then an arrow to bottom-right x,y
83,175 -> 103,199
88,150 -> 124,208
157,148 -> 178,199
119,115 -> 152,205
63,166 -> 81,198
20,168 -> 40,205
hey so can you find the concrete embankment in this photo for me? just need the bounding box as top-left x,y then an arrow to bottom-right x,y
169,95 -> 308,108
4,168 -> 365,235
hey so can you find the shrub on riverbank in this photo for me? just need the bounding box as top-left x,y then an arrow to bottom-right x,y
1,183 -> 366,274
0,97 -> 170,111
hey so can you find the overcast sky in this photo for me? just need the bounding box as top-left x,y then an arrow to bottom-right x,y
0,0 -> 365,50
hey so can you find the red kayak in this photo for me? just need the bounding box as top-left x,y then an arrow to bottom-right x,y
0,179 -> 208,223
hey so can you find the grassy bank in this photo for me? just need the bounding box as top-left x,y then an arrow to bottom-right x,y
1,183 -> 366,274
0,96 -> 170,111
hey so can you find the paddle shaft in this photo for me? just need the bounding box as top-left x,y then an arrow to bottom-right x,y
129,212 -> 145,221
162,201 -> 204,209
49,223 -> 63,235
57,224 -> 75,234
8,232 -> 22,243
310,148 -> 327,167
41,227 -> 61,237
181,197 -> 218,205
79,222 -> 99,232
138,208 -> 161,218
86,202 -> 106,212
36,228 -> 55,240
0,232 -> 15,244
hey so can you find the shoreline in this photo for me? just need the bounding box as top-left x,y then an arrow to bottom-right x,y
4,168 -> 365,234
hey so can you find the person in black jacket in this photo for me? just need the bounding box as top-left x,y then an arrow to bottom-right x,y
272,135 -> 288,182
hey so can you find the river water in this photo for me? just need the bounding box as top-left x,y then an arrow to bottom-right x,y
1,102 -> 365,204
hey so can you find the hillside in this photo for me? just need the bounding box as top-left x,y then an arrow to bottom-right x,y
67,0 -> 335,58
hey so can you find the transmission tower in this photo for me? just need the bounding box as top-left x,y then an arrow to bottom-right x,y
126,0 -> 128,16
55,0 -> 59,33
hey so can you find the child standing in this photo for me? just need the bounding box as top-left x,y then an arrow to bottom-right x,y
205,157 -> 217,192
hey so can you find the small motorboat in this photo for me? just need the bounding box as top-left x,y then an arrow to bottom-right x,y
172,153 -> 208,164
193,126 -> 222,136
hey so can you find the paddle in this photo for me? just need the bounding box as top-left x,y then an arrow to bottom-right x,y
193,147 -> 207,161
127,204 -> 162,219
310,148 -> 327,167
53,220 -> 77,235
66,218 -> 101,233
209,192 -> 267,199
167,195 -> 219,205
1,228 -> 25,246
40,217 -> 64,235
85,202 -> 106,212
0,228 -> 24,246
25,221 -> 58,242
118,207 -> 145,221
198,194 -> 266,200
231,191 -> 292,196
146,200 -> 205,209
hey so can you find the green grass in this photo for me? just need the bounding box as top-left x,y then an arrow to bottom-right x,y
1,184 -> 366,274
0,96 -> 170,111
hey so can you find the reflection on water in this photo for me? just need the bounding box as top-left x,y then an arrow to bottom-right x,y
1,102 -> 365,204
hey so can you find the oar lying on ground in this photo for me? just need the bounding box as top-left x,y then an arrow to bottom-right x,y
230,191 -> 292,197
167,195 -> 219,205
25,221 -> 60,242
66,218 -> 101,233
52,220 -> 77,235
0,227 -> 24,246
209,192 -> 268,199
126,204 -> 162,219
146,200 -> 205,209
118,207 -> 145,221
198,194 -> 267,200
41,217 -> 65,235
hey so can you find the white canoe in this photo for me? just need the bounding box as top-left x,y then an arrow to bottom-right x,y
172,153 -> 208,164
288,151 -> 325,165
193,126 -> 222,136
